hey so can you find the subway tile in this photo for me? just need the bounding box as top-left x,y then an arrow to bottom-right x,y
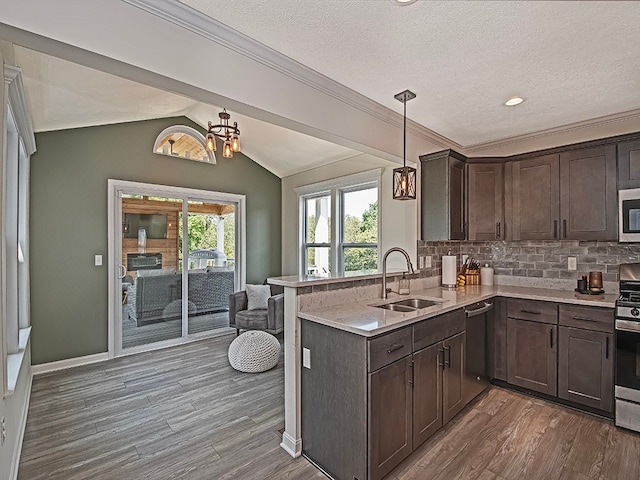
527,270 -> 543,277
559,270 -> 579,279
494,268 -> 513,275
297,286 -> 312,295
587,246 -> 608,254
543,270 -> 560,278
513,269 -> 527,277
312,284 -> 328,293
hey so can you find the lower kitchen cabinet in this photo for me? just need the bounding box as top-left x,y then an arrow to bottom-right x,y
369,357 -> 413,480
558,326 -> 614,412
412,332 -> 465,448
507,318 -> 557,396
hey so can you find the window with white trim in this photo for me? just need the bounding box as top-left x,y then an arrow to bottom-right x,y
299,171 -> 379,277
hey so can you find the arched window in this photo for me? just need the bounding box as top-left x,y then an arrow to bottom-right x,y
153,125 -> 216,164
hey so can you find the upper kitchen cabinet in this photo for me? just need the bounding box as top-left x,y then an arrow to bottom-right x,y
511,146 -> 617,241
512,154 -> 560,240
618,139 -> 640,189
559,145 -> 617,240
467,163 -> 504,241
420,150 -> 466,241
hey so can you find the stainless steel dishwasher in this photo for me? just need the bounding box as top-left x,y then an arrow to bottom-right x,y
464,301 -> 493,404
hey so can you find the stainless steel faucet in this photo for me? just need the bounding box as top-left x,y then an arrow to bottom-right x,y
381,247 -> 415,299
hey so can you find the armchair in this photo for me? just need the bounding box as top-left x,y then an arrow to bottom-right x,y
229,285 -> 284,335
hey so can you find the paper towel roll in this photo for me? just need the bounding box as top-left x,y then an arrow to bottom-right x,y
442,255 -> 457,287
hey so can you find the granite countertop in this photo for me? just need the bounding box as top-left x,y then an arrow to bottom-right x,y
298,284 -> 617,337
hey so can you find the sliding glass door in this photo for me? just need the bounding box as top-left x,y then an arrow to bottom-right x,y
109,181 -> 245,356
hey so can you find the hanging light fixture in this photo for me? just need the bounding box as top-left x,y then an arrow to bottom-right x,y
393,89 -> 417,200
205,108 -> 241,158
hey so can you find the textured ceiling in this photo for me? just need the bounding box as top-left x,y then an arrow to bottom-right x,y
182,0 -> 640,147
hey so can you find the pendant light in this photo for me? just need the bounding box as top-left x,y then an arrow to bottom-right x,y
392,89 -> 417,200
205,108 -> 241,158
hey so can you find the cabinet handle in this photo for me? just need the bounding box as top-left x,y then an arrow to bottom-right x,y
521,309 -> 541,315
554,220 -> 558,239
496,222 -> 501,239
445,345 -> 451,368
438,348 -> 445,370
550,328 -> 554,349
606,337 -> 609,359
572,316 -> 597,322
386,343 -> 404,355
563,219 -> 567,239
409,360 -> 414,386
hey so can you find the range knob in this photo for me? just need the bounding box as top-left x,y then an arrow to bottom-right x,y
632,308 -> 639,317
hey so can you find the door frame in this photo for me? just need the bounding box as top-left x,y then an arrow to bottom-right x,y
107,179 -> 246,358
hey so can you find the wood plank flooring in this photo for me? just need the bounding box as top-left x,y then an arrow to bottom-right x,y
20,334 -> 640,480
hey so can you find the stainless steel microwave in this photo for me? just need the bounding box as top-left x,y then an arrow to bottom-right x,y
619,188 -> 640,242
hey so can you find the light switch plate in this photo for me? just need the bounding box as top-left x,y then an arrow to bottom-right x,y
303,348 -> 311,369
94,255 -> 103,266
568,257 -> 577,271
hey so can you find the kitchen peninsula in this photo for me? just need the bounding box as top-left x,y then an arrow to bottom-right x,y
269,273 -> 616,480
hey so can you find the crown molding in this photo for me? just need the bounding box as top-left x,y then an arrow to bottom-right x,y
122,0 -> 457,151
4,65 -> 36,155
462,108 -> 640,155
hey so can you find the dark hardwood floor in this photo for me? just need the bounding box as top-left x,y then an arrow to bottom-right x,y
19,334 -> 640,480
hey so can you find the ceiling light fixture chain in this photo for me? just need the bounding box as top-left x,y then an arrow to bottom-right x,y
393,89 -> 417,200
205,108 -> 241,158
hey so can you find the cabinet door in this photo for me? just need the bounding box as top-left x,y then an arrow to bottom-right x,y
560,145 -> 617,240
512,154 -> 560,240
443,332 -> 465,424
468,163 -> 504,240
558,327 -> 614,412
449,157 -> 466,240
413,342 -> 443,447
507,318 -> 557,396
369,357 -> 413,480
617,139 -> 640,190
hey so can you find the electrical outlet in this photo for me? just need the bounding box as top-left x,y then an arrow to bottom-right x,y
425,255 -> 432,268
462,254 -> 469,265
568,257 -> 577,271
1,417 -> 6,445
418,256 -> 425,269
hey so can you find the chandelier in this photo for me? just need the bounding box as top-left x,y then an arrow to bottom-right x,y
392,89 -> 417,200
205,109 -> 241,158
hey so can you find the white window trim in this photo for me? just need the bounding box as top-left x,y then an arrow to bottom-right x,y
296,169 -> 381,277
153,125 -> 216,164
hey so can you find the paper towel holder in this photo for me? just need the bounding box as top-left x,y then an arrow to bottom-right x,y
442,250 -> 458,289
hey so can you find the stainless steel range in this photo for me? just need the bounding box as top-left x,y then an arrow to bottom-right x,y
615,263 -> 640,432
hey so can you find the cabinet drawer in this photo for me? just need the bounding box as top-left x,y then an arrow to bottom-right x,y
368,327 -> 412,372
507,299 -> 558,324
413,309 -> 465,352
559,304 -> 614,333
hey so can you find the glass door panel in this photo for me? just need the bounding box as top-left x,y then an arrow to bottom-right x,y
121,194 -> 183,349
183,200 -> 236,335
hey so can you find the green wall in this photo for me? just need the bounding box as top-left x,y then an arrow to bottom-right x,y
30,117 -> 282,364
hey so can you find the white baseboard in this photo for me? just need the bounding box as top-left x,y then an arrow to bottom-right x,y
280,431 -> 302,458
9,371 -> 32,480
31,352 -> 109,375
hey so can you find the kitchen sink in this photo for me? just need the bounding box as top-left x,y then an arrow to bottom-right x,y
373,297 -> 444,312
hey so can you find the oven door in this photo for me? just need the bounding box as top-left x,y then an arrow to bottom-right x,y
619,189 -> 640,241
616,322 -> 640,392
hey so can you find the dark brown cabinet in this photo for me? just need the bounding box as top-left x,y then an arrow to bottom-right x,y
369,357 -> 413,480
488,296 -> 508,381
511,146 -> 617,241
559,145 -> 617,240
467,163 -> 504,240
512,154 -> 560,240
617,139 -> 640,189
557,304 -> 614,412
420,150 -> 466,241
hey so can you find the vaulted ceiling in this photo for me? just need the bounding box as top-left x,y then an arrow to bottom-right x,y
3,1 -> 640,178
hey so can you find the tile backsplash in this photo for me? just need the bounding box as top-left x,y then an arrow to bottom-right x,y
417,240 -> 640,284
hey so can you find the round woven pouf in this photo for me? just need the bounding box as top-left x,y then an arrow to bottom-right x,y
228,331 -> 281,373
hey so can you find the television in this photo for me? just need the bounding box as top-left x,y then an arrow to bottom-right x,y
123,213 -> 168,239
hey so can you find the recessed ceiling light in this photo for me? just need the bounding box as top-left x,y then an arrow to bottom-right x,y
390,0 -> 418,5
504,96 -> 525,106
